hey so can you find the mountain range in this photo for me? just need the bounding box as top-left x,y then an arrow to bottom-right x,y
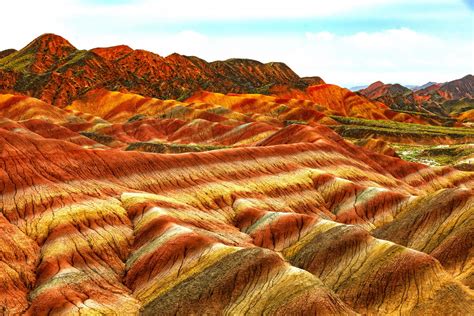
358,75 -> 474,122
0,34 -> 473,315
350,81 -> 437,92
0,34 -> 323,105
1,34 -> 471,126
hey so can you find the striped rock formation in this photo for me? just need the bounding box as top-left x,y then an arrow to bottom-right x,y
358,76 -> 474,124
1,98 -> 473,314
0,32 -> 472,315
0,34 -> 317,106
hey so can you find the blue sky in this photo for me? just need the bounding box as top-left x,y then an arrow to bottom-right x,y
1,0 -> 473,86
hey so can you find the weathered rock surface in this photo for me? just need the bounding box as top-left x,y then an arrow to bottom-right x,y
0,35 -> 472,315
0,110 -> 473,314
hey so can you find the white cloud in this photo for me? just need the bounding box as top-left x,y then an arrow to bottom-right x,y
0,1 -> 471,86
122,28 -> 472,87
299,28 -> 473,86
117,0 -> 464,20
305,32 -> 335,41
0,0 -> 74,49
86,0 -> 403,20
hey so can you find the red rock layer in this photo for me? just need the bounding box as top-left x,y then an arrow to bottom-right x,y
359,76 -> 474,123
0,118 -> 473,314
189,88 -> 426,123
0,34 -> 312,106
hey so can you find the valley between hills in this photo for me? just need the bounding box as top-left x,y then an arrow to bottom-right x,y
0,34 -> 473,315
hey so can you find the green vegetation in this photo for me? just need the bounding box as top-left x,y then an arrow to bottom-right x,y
441,98 -> 474,116
56,50 -> 90,72
206,106 -> 231,115
0,50 -> 35,72
250,83 -> 274,95
390,108 -> 454,122
271,105 -> 290,117
13,73 -> 49,92
160,106 -> 192,119
80,132 -> 115,145
176,90 -> 193,102
392,143 -> 474,166
329,116 -> 474,141
126,141 -> 229,153
127,114 -> 147,123
284,120 -> 308,126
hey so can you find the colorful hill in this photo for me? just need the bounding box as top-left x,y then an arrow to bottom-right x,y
359,75 -> 474,124
0,35 -> 473,315
1,104 -> 473,314
1,89 -> 471,154
1,33 -> 470,128
0,34 -> 314,106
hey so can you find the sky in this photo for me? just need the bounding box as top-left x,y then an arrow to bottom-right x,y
0,0 -> 473,87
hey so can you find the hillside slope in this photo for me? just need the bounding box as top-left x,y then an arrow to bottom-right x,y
0,34 -> 313,106
1,90 -> 473,314
359,76 -> 474,123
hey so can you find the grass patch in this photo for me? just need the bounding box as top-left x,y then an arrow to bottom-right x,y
127,114 -> 147,123
56,50 -> 90,73
329,116 -> 474,141
126,141 -> 229,154
284,120 -> 308,126
391,143 -> 474,166
0,50 -> 35,72
80,131 -> 115,145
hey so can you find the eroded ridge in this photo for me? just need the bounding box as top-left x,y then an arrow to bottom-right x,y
0,117 -> 473,314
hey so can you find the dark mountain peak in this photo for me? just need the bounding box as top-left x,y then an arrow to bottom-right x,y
0,49 -> 17,59
221,58 -> 264,66
165,52 -> 192,62
388,83 -> 411,94
302,76 -> 325,86
1,33 -> 78,73
24,33 -> 76,54
264,61 -> 299,75
367,81 -> 385,90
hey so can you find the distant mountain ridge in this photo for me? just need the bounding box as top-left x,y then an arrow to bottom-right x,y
349,85 -> 368,91
358,75 -> 473,122
413,82 -> 437,91
351,81 -> 437,92
0,34 -> 471,125
0,33 -> 324,106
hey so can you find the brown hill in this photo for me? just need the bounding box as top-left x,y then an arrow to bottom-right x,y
0,49 -> 16,59
359,76 -> 474,123
420,74 -> 474,100
0,34 -> 313,106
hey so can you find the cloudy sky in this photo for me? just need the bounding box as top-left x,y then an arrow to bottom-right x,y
1,0 -> 473,87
